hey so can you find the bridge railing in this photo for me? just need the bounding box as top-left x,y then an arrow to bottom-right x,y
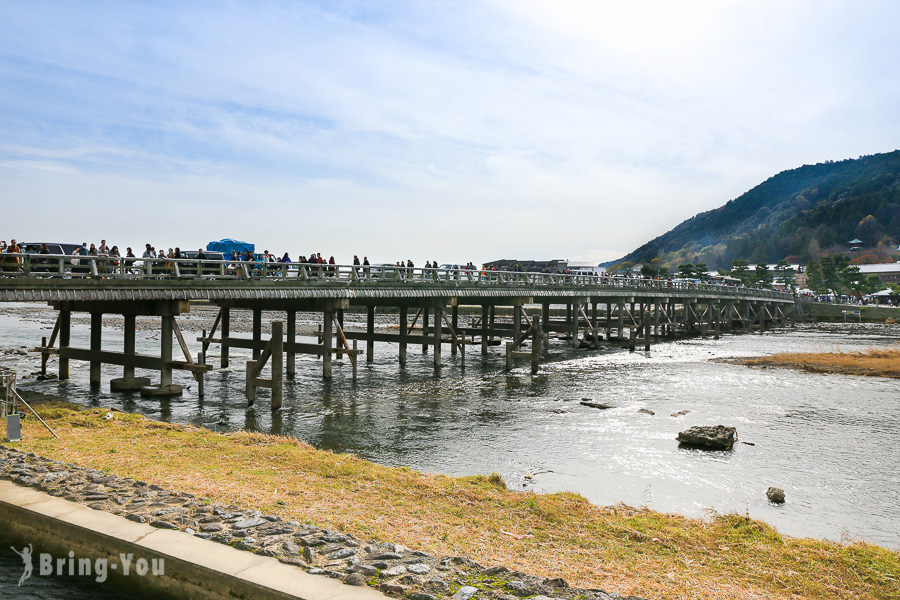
0,253 -> 792,300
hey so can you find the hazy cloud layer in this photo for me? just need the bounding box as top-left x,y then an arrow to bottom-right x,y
1,0 -> 898,263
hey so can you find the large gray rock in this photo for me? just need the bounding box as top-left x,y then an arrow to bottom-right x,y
676,425 -> 736,450
766,487 -> 785,503
452,586 -> 479,600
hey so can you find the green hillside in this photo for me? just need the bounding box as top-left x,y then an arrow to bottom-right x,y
615,151 -> 900,270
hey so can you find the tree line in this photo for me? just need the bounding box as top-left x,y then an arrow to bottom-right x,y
620,257 -> 885,299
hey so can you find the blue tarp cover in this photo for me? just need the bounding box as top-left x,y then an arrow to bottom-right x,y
206,239 -> 255,254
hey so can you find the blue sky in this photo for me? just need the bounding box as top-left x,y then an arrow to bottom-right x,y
2,0 -> 898,264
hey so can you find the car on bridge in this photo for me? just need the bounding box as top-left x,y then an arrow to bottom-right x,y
21,242 -> 81,256
180,250 -> 226,276
19,242 -> 82,273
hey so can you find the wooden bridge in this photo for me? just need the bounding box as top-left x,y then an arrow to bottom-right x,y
0,254 -> 797,407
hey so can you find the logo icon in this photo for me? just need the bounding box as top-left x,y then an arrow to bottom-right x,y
11,544 -> 34,586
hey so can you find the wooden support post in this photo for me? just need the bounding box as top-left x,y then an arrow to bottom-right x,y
271,321 -> 283,409
605,302 -> 612,340
323,311 -> 333,379
201,309 -> 222,358
41,314 -> 61,376
160,316 -> 173,386
59,309 -> 70,380
481,305 -> 489,355
671,301 -> 677,336
221,307 -> 231,368
433,307 -> 442,367
451,305 -> 458,356
399,307 -> 407,365
489,305 -> 496,342
122,315 -> 136,379
40,335 -> 48,375
287,311 -> 296,377
245,360 -> 257,402
653,302 -> 661,337
352,340 -> 358,380
422,308 -> 429,353
531,315 -> 542,373
197,352 -> 204,397
684,302 -> 692,333
617,302 -> 624,340
367,306 -> 375,362
714,305 -> 721,340
570,302 -> 578,349
90,312 -> 102,386
644,315 -> 651,351
252,308 -> 262,360
513,304 -> 522,342
542,303 -> 550,329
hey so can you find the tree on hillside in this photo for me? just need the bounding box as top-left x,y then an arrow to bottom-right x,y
855,214 -> 885,246
677,262 -> 695,279
805,260 -> 825,293
839,265 -> 883,300
694,262 -> 709,281
774,260 -> 795,290
755,263 -> 773,288
731,259 -> 750,285
819,256 -> 842,294
640,264 -> 656,278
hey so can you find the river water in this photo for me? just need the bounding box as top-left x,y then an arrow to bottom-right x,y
1,305 -> 898,552
0,545 -> 141,598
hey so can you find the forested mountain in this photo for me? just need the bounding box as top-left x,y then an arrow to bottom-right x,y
614,151 -> 900,270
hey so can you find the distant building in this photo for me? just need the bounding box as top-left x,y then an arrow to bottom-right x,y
567,263 -> 606,275
858,263 -> 900,284
848,238 -> 864,252
483,259 -> 567,272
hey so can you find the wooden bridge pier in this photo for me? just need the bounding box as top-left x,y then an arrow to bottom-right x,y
34,300 -> 211,397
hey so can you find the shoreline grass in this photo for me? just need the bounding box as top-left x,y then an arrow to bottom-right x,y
736,346 -> 900,378
7,402 -> 900,600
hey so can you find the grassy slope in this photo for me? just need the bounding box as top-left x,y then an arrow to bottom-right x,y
9,404 -> 900,600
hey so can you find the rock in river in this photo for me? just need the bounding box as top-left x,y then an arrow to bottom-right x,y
676,425 -> 736,450
766,487 -> 786,503
580,400 -> 614,410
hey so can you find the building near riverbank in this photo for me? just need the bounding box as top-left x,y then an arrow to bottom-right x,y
858,262 -> 900,284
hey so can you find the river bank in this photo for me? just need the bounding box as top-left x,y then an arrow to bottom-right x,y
732,346 -> 900,378
2,309 -> 899,550
4,398 -> 899,600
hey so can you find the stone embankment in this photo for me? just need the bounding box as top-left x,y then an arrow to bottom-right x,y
0,445 -> 645,600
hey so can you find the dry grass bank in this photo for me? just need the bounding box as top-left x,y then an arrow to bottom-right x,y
738,346 -> 900,378
9,404 -> 900,600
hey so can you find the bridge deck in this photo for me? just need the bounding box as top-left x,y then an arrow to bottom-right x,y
0,255 -> 793,304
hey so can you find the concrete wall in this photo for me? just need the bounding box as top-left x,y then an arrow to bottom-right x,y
0,481 -> 385,600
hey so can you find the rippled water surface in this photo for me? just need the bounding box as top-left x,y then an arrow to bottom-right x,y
1,306 -> 898,549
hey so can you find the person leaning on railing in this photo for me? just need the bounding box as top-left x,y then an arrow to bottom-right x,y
1,239 -> 21,273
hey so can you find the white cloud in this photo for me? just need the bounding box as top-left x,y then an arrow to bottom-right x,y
1,0 -> 899,264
